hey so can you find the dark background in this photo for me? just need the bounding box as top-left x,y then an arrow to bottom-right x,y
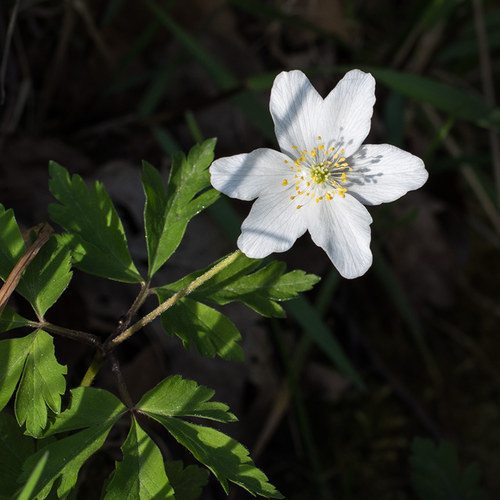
1,0 -> 500,498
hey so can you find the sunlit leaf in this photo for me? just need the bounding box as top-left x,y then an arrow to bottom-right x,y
158,253 -> 320,318
0,206 -> 25,280
137,375 -> 237,423
0,333 -> 36,412
104,418 -> 174,499
15,330 -> 67,437
146,416 -> 283,498
48,162 -> 142,283
155,295 -> 244,361
16,236 -> 72,318
142,139 -> 219,278
20,387 -> 126,500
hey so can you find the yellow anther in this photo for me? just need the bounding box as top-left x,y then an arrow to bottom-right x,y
290,196 -> 296,200
318,136 -> 322,140
292,146 -> 298,149
326,193 -> 333,201
282,179 -> 288,186
296,205 -> 303,209
318,145 -> 324,151
284,160 -> 288,163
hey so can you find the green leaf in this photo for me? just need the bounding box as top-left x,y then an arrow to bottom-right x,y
104,418 -> 174,499
158,253 -> 320,318
20,421 -> 117,500
15,236 -> 72,318
0,307 -> 30,333
141,139 -> 220,278
48,162 -> 142,283
410,438 -> 486,500
137,375 -> 237,423
0,333 -> 36,411
14,330 -> 67,437
146,416 -> 283,498
0,207 -> 25,280
164,461 -> 208,500
42,386 -> 126,436
16,451 -> 48,500
155,295 -> 244,361
20,387 -> 126,499
365,67 -> 500,131
0,412 -> 35,497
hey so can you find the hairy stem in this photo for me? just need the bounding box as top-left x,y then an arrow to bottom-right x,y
105,249 -> 242,350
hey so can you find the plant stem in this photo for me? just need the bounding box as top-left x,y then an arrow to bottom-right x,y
80,352 -> 103,387
105,249 -> 242,350
33,320 -> 102,348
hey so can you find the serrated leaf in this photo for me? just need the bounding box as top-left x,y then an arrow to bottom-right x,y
141,139 -> 220,278
0,333 -> 36,411
42,386 -> 126,437
104,418 -> 174,499
137,375 -> 237,423
0,412 -> 35,497
0,207 -> 25,280
155,295 -> 243,361
147,416 -> 283,498
20,420 -> 117,500
158,253 -> 320,318
14,330 -> 67,437
15,236 -> 72,318
410,437 -> 486,500
0,307 -> 30,333
48,162 -> 142,283
164,461 -> 208,500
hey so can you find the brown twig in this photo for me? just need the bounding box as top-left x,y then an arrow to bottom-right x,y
0,223 -> 53,315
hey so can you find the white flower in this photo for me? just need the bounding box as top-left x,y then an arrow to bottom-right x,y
210,69 -> 428,279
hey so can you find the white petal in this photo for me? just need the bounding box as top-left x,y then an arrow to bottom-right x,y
306,194 -> 373,279
347,144 -> 429,205
237,192 -> 308,258
210,148 -> 292,201
321,69 -> 376,157
270,70 -> 326,158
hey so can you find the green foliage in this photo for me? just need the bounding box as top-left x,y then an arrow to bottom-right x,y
137,375 -> 237,423
137,375 -> 283,498
0,307 -> 30,333
164,461 -> 209,500
141,138 -> 220,278
155,296 -> 244,361
410,438 -> 486,500
0,206 -> 25,279
16,236 -> 72,318
20,387 -> 126,499
149,417 -> 283,498
14,330 -> 67,437
104,417 -> 175,499
16,452 -> 49,500
0,412 -> 35,498
158,252 -> 320,318
0,143 -> 321,499
0,332 -> 38,412
48,162 -> 142,283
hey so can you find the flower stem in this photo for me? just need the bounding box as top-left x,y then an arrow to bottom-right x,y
80,352 -> 103,387
105,249 -> 242,351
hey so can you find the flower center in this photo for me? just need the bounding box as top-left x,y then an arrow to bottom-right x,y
281,137 -> 352,209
